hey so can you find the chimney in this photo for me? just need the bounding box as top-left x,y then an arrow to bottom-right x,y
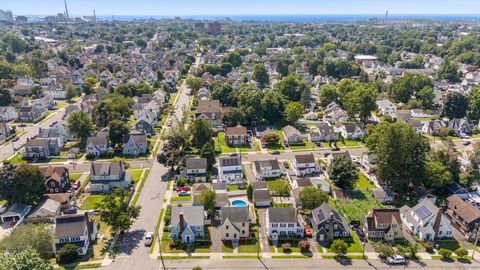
178,212 -> 185,239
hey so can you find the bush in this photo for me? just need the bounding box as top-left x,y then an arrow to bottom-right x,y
298,240 -> 310,251
57,244 -> 79,264
423,242 -> 434,252
281,243 -> 291,251
455,247 -> 468,258
438,249 -> 452,260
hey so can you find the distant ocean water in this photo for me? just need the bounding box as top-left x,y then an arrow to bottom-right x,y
92,14 -> 480,22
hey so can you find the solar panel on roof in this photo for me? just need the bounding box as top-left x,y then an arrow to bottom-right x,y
415,205 -> 432,219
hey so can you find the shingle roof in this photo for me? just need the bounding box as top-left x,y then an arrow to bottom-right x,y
268,207 -> 297,223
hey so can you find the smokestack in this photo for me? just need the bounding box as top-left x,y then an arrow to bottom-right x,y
178,212 -> 185,239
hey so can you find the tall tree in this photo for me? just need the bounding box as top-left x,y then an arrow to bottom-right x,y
101,189 -> 141,234
0,223 -> 53,260
191,119 -> 212,148
442,92 -> 468,119
0,249 -> 52,270
328,156 -> 358,189
67,111 -> 94,146
285,102 -> 304,124
252,64 -> 269,88
108,119 -> 130,147
0,164 -> 45,205
367,122 -> 430,194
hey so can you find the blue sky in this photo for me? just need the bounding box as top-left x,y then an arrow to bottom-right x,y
4,0 -> 480,16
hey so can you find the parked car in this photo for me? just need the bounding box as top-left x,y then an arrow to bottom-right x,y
304,226 -> 312,238
144,232 -> 154,246
271,150 -> 280,155
387,255 -> 406,265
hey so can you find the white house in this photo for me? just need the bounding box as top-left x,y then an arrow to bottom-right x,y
266,208 -> 304,240
251,159 -> 283,180
292,154 -> 320,177
217,156 -> 243,184
376,99 -> 396,116
400,198 -> 453,241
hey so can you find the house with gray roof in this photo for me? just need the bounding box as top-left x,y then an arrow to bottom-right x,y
400,198 -> 452,241
266,208 -> 303,240
90,161 -> 132,193
311,202 -> 349,242
54,213 -> 97,256
169,206 -> 205,243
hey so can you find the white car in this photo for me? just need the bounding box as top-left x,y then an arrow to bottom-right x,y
387,255 -> 406,265
144,232 -> 154,246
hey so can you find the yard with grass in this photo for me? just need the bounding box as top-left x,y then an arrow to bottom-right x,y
336,189 -> 383,223
324,231 -> 363,253
80,195 -> 105,210
354,173 -> 375,189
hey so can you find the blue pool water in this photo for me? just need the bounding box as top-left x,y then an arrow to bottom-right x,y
231,200 -> 247,207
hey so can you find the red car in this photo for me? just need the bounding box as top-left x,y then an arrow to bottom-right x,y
176,186 -> 190,193
304,226 -> 312,238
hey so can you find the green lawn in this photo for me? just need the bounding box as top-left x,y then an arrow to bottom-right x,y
127,169 -> 145,183
336,189 -> 383,223
354,173 -> 375,189
70,173 -> 83,182
170,195 -> 192,202
325,231 -> 363,253
80,195 -> 105,210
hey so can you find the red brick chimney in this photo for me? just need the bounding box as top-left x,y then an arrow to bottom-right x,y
178,212 -> 184,239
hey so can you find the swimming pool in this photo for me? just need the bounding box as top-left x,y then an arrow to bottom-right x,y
231,200 -> 248,207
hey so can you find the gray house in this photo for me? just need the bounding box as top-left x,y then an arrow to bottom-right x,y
122,133 -> 147,156
311,202 -> 349,242
169,205 -> 205,243
90,162 -> 132,193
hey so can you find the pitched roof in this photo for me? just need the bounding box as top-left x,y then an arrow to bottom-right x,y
268,207 -> 297,223
447,195 -> 480,223
221,206 -> 249,223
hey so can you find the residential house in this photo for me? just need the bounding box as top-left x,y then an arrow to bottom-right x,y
26,199 -> 61,223
54,213 -> 97,256
169,206 -> 205,243
225,125 -> 248,146
282,125 -> 303,143
311,202 -> 349,242
400,198 -> 453,241
0,106 -> 18,121
89,162 -> 132,193
372,188 -> 394,204
122,133 -> 148,156
251,159 -> 283,180
446,195 -> 480,239
24,138 -> 59,159
18,106 -> 43,122
334,123 -> 364,140
183,158 -> 208,183
220,207 -> 250,241
364,209 -> 403,241
376,99 -> 396,116
40,166 -> 70,194
448,118 -> 474,135
217,156 -> 243,184
266,208 -> 303,239
292,154 -> 320,177
86,133 -> 110,158
195,100 -> 222,129
253,189 -> 271,207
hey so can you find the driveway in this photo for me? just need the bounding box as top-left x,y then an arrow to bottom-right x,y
257,208 -> 271,253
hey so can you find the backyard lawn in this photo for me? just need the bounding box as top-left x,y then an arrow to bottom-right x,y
80,195 -> 105,210
336,189 -> 383,223
354,173 -> 375,189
